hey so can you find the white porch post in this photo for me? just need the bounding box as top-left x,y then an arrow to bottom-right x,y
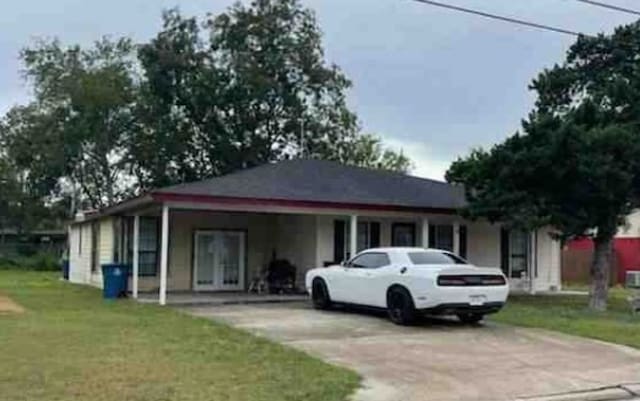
132,214 -> 140,299
421,217 -> 430,248
159,204 -> 169,306
453,222 -> 461,255
529,231 -> 537,295
349,214 -> 358,259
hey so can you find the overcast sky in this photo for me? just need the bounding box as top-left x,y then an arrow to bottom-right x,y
1,0 -> 637,179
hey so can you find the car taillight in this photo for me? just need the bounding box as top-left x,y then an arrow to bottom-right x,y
437,275 -> 506,286
437,277 -> 467,286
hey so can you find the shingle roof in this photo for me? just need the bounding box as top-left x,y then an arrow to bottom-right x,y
154,159 -> 465,211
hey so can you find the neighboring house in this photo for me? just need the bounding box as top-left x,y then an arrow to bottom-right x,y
564,210 -> 640,285
0,229 -> 67,259
68,159 -> 562,304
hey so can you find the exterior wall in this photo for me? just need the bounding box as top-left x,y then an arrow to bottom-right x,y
532,228 -> 562,292
89,217 -> 115,288
68,222 -> 93,285
68,209 -> 562,294
465,222 -> 501,268
274,214 -> 317,285
136,210 -> 278,292
618,210 -> 640,238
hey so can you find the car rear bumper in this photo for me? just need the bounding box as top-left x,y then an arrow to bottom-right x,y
419,301 -> 505,316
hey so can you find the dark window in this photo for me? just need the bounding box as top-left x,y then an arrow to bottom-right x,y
333,220 -> 345,263
138,217 -> 159,276
392,223 -> 416,246
408,251 -> 467,265
348,252 -> 390,269
334,220 -> 381,262
91,222 -> 100,272
357,221 -> 381,252
459,225 -> 467,259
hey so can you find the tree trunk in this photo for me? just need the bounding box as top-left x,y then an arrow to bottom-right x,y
589,233 -> 613,311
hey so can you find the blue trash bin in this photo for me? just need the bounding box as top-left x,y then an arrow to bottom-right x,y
101,263 -> 129,299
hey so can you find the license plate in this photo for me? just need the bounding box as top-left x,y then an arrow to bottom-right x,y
469,295 -> 487,306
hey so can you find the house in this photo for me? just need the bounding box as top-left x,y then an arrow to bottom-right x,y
563,210 -> 640,285
68,159 -> 562,304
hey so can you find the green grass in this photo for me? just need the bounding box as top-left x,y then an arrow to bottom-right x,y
0,270 -> 359,401
491,287 -> 640,349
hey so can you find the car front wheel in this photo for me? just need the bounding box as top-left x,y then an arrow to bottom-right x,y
386,286 -> 417,325
457,312 -> 484,324
311,278 -> 332,310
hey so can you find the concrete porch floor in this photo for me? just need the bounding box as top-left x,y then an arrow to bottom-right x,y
135,291 -> 308,306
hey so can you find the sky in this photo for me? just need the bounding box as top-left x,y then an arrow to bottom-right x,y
0,0 -> 637,180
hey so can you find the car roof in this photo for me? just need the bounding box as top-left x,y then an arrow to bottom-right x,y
360,247 -> 449,254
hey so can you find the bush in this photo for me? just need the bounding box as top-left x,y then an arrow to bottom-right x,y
0,253 -> 62,271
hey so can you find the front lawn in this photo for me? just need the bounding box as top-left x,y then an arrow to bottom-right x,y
491,287 -> 640,348
0,270 -> 359,401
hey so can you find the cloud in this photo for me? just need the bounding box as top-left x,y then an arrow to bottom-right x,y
383,137 -> 454,181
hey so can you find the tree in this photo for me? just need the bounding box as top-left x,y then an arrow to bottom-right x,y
5,38 -> 137,210
2,0 -> 412,217
446,24 -> 640,311
131,2 -> 408,189
340,134 -> 413,173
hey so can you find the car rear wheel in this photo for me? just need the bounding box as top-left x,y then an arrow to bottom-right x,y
457,312 -> 484,324
311,278 -> 332,310
386,286 -> 417,325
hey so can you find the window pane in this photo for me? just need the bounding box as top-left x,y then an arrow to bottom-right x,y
349,253 -> 390,268
357,222 -> 369,252
408,251 -> 467,265
138,218 -> 158,276
435,225 -> 454,251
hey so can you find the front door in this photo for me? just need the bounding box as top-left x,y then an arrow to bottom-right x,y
193,230 -> 245,291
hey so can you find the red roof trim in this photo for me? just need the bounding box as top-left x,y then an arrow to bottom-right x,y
152,192 -> 458,215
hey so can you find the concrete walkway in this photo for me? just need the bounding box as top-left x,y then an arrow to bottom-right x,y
180,302 -> 640,401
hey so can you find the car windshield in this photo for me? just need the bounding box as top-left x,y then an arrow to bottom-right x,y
408,251 -> 467,265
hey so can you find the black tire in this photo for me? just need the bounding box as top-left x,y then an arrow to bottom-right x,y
311,278 -> 332,310
457,313 -> 484,324
386,286 -> 417,325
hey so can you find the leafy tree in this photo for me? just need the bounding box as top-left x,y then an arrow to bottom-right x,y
4,38 -> 138,209
341,134 -> 412,173
131,2 -> 407,189
447,24 -> 640,310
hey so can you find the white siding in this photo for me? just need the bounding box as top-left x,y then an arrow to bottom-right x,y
465,222 -> 501,268
533,228 -> 562,292
68,223 -> 92,284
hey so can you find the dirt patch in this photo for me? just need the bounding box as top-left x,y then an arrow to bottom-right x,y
0,294 -> 24,314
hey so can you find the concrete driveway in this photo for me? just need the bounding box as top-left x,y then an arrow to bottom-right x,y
181,302 -> 640,401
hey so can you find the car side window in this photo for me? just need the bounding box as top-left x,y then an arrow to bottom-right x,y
348,252 -> 390,269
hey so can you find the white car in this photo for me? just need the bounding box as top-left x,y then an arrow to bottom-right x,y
305,247 -> 509,325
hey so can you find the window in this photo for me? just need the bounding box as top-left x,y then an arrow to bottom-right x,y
501,229 -> 529,279
392,223 -> 416,246
428,224 -> 453,251
91,222 -> 100,272
333,220 -> 381,262
408,251 -> 467,265
357,222 -> 380,252
348,252 -> 390,269
138,217 -> 159,276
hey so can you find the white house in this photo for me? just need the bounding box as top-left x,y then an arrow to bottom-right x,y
68,159 -> 562,304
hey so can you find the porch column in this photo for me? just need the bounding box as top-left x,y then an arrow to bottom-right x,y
159,204 -> 169,306
349,214 -> 358,259
421,217 -> 430,248
132,214 -> 140,299
529,231 -> 537,295
453,222 -> 461,255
